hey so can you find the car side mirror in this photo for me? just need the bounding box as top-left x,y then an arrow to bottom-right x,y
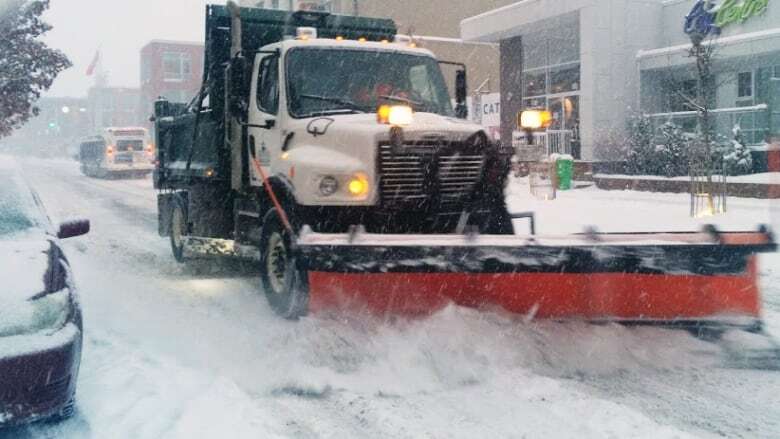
455,69 -> 468,119
58,219 -> 90,239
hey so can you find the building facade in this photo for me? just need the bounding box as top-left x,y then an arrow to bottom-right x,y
140,40 -> 205,123
462,0 -> 780,162
87,86 -> 141,132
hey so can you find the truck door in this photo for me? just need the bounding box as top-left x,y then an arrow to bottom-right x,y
248,53 -> 281,187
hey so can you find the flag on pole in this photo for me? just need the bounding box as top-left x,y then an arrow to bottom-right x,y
86,50 -> 100,76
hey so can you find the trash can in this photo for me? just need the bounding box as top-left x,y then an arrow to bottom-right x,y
555,155 -> 574,190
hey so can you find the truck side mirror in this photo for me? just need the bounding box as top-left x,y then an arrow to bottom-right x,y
154,98 -> 170,119
228,56 -> 248,118
455,69 -> 468,119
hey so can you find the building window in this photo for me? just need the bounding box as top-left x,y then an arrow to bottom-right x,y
163,52 -> 192,82
141,58 -> 151,84
549,65 -> 580,94
669,79 -> 697,112
737,71 -> 753,100
523,70 -> 547,97
773,65 -> 780,79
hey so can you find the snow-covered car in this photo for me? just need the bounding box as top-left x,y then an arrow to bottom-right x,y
0,160 -> 89,427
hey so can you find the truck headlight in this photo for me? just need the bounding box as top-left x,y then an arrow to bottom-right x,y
347,173 -> 370,197
319,176 -> 339,196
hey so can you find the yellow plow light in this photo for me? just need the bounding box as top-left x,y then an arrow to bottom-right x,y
518,110 -> 553,131
377,105 -> 413,126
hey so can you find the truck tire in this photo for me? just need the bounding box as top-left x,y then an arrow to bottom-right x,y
170,198 -> 188,263
259,208 -> 308,319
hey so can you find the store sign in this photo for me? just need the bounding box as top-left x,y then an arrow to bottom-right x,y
715,0 -> 769,27
473,93 -> 501,140
684,1 -> 721,36
684,0 -> 769,37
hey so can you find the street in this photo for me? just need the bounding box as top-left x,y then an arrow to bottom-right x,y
4,158 -> 779,439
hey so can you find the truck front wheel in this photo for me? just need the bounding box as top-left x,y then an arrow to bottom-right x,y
170,198 -> 188,262
259,208 -> 308,319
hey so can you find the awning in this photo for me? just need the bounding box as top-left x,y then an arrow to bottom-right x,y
637,27 -> 780,70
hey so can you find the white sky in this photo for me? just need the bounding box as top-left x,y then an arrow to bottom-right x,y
43,0 -> 226,97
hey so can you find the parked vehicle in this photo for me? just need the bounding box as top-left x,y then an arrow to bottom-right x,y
0,157 -> 89,427
79,127 -> 155,178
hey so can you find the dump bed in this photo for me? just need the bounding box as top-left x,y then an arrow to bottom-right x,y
154,5 -> 396,189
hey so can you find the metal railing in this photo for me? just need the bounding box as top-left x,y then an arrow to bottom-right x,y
532,130 -> 574,156
646,104 -> 770,146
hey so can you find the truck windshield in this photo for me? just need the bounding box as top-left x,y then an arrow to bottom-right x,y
286,48 -> 455,118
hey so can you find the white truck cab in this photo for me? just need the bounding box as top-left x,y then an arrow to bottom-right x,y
246,38 -> 489,209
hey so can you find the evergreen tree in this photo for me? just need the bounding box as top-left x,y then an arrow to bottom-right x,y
653,122 -> 689,177
0,0 -> 71,138
721,125 -> 753,175
625,114 -> 654,175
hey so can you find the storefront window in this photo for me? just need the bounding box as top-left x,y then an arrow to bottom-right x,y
522,97 -> 546,109
522,32 -> 549,70
669,80 -> 697,112
550,65 -> 580,94
523,70 -> 547,97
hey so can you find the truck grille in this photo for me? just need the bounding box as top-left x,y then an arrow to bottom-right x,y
378,142 -> 484,209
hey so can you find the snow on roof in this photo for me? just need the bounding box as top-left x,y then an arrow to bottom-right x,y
637,27 -> 780,59
276,38 -> 436,58
461,0 -> 585,42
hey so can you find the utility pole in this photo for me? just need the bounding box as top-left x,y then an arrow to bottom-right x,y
352,0 -> 358,16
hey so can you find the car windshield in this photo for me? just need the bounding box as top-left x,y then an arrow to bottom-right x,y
286,48 -> 455,118
0,172 -> 42,237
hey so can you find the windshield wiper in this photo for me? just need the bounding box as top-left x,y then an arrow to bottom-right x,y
298,108 -> 363,118
298,94 -> 366,113
379,95 -> 422,107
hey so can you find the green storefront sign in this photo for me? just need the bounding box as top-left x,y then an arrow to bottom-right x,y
715,0 -> 769,28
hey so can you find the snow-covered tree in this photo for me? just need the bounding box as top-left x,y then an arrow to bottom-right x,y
624,114 -> 654,175
0,0 -> 71,138
720,125 -> 753,175
653,122 -> 690,177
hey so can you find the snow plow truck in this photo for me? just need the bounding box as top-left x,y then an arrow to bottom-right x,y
154,3 -> 776,336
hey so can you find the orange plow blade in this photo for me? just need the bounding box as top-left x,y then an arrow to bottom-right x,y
296,227 -> 776,331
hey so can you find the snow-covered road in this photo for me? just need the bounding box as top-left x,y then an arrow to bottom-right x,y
4,159 -> 779,438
